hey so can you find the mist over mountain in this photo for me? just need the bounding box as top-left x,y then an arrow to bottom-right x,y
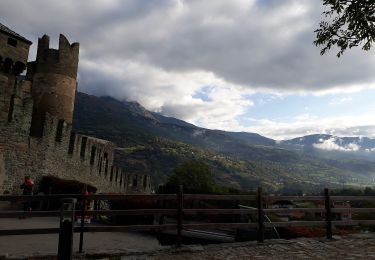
280,134 -> 375,163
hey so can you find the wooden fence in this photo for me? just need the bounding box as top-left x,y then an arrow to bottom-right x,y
1,187 -> 375,258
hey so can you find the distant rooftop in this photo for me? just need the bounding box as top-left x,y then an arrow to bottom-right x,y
0,23 -> 32,44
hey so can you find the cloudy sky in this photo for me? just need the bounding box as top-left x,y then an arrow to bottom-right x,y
2,0 -> 375,140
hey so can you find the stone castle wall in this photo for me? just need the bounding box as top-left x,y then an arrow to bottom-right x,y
0,28 -> 151,195
0,75 -> 151,194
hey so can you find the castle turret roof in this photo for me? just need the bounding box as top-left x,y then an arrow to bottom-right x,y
0,23 -> 32,44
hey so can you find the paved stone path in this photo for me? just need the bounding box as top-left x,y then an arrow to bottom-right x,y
2,216 -> 375,259
119,233 -> 375,260
0,217 -> 162,258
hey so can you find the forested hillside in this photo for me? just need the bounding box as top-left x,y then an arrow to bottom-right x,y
73,93 -> 375,193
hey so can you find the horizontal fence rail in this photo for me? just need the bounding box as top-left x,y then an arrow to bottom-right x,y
2,187 -> 375,257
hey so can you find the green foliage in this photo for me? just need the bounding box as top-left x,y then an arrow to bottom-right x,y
314,0 -> 375,57
364,187 -> 375,196
164,161 -> 216,194
330,187 -> 363,196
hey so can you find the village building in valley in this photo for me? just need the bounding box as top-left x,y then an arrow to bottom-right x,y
0,23 -> 151,194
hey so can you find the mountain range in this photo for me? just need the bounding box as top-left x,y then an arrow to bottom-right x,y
72,93 -> 375,194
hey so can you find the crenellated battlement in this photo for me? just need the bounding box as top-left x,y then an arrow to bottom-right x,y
28,34 -> 79,79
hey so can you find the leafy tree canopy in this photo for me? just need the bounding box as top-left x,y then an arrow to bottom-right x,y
163,160 -> 216,194
314,0 -> 375,57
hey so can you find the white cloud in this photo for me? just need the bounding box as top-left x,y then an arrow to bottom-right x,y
329,96 -> 353,105
2,1 -> 375,138
79,58 -> 254,127
3,1 -> 375,93
313,138 -> 360,152
241,113 -> 375,140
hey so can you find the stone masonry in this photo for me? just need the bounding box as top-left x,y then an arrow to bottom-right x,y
0,23 -> 151,194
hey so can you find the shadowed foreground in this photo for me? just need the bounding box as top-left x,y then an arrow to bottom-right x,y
121,233 -> 375,260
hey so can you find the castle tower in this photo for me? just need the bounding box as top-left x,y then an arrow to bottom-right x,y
28,34 -> 79,136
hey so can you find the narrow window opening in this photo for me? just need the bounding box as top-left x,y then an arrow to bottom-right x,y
80,137 -> 88,159
115,168 -> 119,183
143,175 -> 148,189
105,160 -> 109,177
104,153 -> 108,177
68,132 -> 76,154
97,150 -> 101,167
90,146 -> 96,165
55,120 -> 64,142
98,157 -> 103,175
7,94 -> 15,122
132,175 -> 138,187
7,38 -> 17,47
124,174 -> 128,188
110,166 -> 114,182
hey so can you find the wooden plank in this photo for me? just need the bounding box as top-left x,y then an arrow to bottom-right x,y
331,208 -> 375,213
86,194 -> 177,201
4,194 -> 375,202
330,196 -> 375,201
264,221 -> 326,228
264,208 -> 324,213
0,211 -> 60,218
257,187 -> 264,243
324,188 -> 332,239
0,194 -> 177,201
183,223 -> 258,229
183,209 -> 257,215
265,196 -> 324,201
183,194 -> 256,200
332,220 -> 375,226
86,209 -> 177,216
0,194 -> 79,201
3,194 -> 375,202
0,194 -> 256,201
76,224 -> 177,232
177,185 -> 183,247
0,228 -> 60,236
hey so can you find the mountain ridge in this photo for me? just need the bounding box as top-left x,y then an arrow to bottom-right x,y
72,92 -> 375,193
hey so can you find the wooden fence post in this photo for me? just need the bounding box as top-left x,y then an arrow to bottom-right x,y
58,198 -> 76,260
78,189 -> 87,253
177,185 -> 184,246
324,188 -> 332,239
257,187 -> 264,243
